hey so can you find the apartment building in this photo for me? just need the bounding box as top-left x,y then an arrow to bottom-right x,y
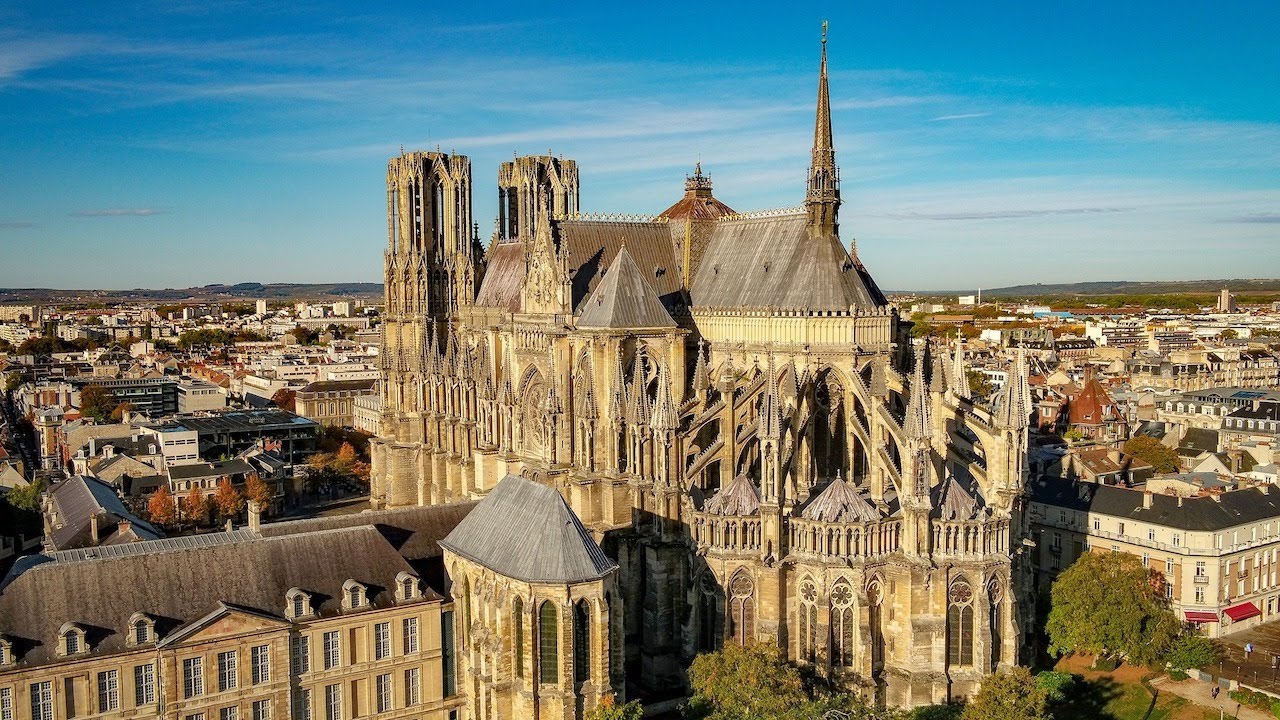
0,503 -> 475,720
1030,477 -> 1280,637
294,380 -> 377,429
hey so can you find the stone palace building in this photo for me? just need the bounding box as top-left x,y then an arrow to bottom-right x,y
370,35 -> 1035,714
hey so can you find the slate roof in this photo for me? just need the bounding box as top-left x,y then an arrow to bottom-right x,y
576,246 -> 677,329
798,476 -> 880,523
0,502 -> 475,667
297,379 -> 378,394
475,240 -> 526,311
690,213 -> 886,311
439,474 -> 616,584
703,473 -> 761,516
46,476 -> 162,550
559,220 -> 683,311
168,458 -> 255,481
1180,427 -> 1220,454
1031,476 -> 1280,532
1229,400 -> 1280,422
931,476 -> 984,521
258,501 -> 477,591
474,220 -> 685,316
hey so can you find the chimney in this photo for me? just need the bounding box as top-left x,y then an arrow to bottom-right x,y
118,520 -> 131,536
248,501 -> 261,533
1143,491 -> 1153,509
89,512 -> 101,544
225,518 -> 234,533
1177,495 -> 1183,507
1212,492 -> 1222,503
1260,484 -> 1270,495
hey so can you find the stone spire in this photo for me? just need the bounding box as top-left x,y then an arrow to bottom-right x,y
544,350 -> 563,415
608,346 -> 628,423
951,342 -> 971,401
651,359 -> 679,432
806,21 -> 840,230
904,346 -> 932,441
758,355 -> 782,441
995,347 -> 1031,430
626,352 -> 651,425
690,338 -> 710,400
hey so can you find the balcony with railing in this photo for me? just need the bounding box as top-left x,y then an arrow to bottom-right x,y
932,519 -> 1010,558
787,517 -> 902,561
690,512 -> 763,555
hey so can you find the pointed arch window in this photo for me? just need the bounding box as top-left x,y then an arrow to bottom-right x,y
866,579 -> 885,671
698,575 -> 720,651
573,600 -> 591,684
728,572 -> 755,646
830,580 -> 855,667
947,580 -> 975,667
538,601 -> 559,685
798,579 -> 818,663
513,597 -> 524,679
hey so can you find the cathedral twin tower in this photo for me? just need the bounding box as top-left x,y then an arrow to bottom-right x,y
372,34 -> 1032,717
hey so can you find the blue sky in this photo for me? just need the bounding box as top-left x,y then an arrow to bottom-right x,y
1,1 -> 1277,291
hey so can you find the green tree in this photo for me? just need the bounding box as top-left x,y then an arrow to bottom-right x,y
687,643 -> 807,719
960,668 -> 1048,720
966,370 -> 993,397
1164,634 -> 1221,673
1221,329 -> 1238,340
1123,435 -> 1180,474
586,696 -> 643,720
6,478 -> 44,512
1047,551 -> 1180,664
79,384 -> 117,423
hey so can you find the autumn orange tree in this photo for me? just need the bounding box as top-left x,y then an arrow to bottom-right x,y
244,473 -> 272,510
182,487 -> 209,526
147,486 -> 176,526
213,477 -> 245,520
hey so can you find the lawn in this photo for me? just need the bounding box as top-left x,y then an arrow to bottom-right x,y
1053,655 -> 1212,720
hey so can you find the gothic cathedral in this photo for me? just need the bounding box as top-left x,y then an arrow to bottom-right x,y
371,35 -> 1033,717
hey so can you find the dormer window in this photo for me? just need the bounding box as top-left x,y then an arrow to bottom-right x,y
128,613 -> 156,646
0,636 -> 12,666
342,580 -> 367,611
59,623 -> 88,657
395,572 -> 420,602
285,588 -> 313,620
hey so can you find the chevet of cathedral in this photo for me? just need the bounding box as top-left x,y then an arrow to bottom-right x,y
371,27 -> 1032,716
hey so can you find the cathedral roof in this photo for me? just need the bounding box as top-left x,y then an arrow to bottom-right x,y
657,164 -> 736,222
440,474 -> 617,584
799,475 -> 881,523
560,219 -> 683,312
576,246 -> 677,329
703,473 -> 761,516
689,214 -> 886,311
475,240 -> 526,311
930,475 -> 984,521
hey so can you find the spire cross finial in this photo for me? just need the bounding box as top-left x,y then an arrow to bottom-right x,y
822,19 -> 828,44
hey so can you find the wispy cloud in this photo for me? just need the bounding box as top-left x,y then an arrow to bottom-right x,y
882,206 -> 1131,221
0,221 -> 35,228
71,208 -> 167,217
1232,213 -> 1280,223
929,112 -> 991,122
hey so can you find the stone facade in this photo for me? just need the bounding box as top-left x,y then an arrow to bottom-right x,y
371,38 -> 1033,712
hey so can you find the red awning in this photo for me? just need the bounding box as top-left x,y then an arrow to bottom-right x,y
1224,603 -> 1262,622
1185,611 -> 1219,624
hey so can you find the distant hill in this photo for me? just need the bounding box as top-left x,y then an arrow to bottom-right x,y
951,279 -> 1280,298
0,283 -> 385,305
